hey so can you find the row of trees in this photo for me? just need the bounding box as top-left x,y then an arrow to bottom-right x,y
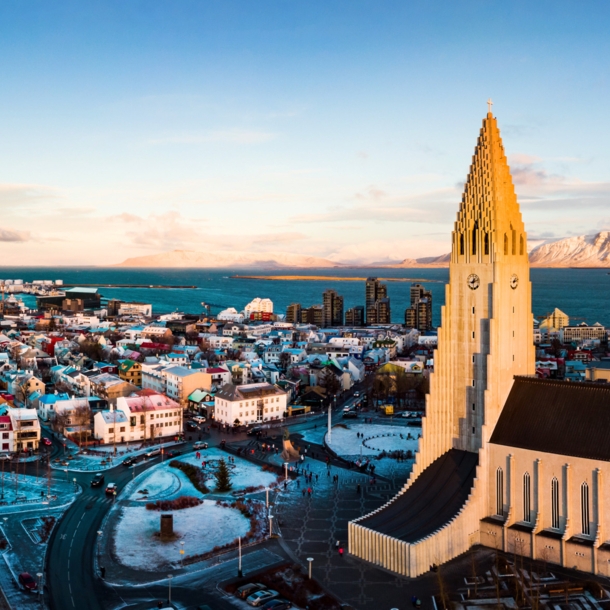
371,367 -> 429,406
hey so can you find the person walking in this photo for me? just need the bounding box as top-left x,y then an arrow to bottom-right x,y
339,546 -> 344,557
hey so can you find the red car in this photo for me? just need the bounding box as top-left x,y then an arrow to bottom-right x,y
18,572 -> 37,591
43,438 -> 52,446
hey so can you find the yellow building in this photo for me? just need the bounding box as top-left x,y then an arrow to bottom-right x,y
539,307 -> 570,331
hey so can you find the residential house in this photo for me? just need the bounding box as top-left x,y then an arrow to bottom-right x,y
118,359 -> 142,387
214,382 -> 287,426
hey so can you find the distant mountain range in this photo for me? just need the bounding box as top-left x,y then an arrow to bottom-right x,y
114,249 -> 344,269
528,232 -> 610,267
114,233 -> 610,268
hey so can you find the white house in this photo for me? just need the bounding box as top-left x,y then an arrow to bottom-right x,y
214,383 -> 287,427
8,408 -> 41,451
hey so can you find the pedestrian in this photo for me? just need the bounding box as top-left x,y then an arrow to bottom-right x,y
335,540 -> 340,550
297,479 -> 300,488
327,470 -> 330,477
284,480 -> 288,490
302,489 -> 306,497
307,487 -> 312,497
339,546 -> 344,557
357,483 -> 361,494
315,474 -> 319,482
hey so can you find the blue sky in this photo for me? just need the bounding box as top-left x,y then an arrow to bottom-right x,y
1,1 -> 609,265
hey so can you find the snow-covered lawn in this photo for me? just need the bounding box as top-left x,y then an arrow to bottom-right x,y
0,472 -> 77,510
50,440 -> 181,472
326,423 -> 419,458
179,448 -> 278,493
113,500 -> 250,571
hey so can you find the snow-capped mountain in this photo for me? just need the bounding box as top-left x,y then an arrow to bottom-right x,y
529,232 -> 610,267
396,253 -> 451,267
114,249 -> 343,268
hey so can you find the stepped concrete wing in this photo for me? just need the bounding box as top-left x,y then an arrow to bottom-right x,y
358,449 -> 478,542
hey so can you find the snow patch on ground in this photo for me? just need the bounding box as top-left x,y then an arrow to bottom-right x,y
0,472 -> 77,511
113,500 -> 250,571
327,423 -> 419,457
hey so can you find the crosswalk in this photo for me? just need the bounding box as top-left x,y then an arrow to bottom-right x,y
79,493 -> 117,509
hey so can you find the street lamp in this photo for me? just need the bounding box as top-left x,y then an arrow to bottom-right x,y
167,574 -> 173,603
37,572 -> 42,599
268,515 -> 274,539
64,468 -> 69,483
307,557 -> 313,579
284,462 -> 288,481
265,487 -> 269,508
180,541 -> 185,567
72,477 -> 76,490
97,530 -> 102,575
238,536 -> 242,578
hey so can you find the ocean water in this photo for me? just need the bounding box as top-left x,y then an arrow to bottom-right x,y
0,266 -> 608,327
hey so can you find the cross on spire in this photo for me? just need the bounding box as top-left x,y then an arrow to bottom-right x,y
487,98 -> 493,114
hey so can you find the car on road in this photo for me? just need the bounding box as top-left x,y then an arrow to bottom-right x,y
354,391 -> 360,397
166,449 -> 182,458
247,590 -> 279,606
105,483 -> 117,495
343,411 -> 358,419
91,473 -> 105,487
144,447 -> 161,458
186,421 -> 199,431
0,454 -> 11,461
122,456 -> 136,466
193,441 -> 208,450
18,572 -> 37,591
42,437 -> 52,446
192,415 -> 206,424
261,599 -> 292,610
247,426 -> 263,436
235,583 -> 267,599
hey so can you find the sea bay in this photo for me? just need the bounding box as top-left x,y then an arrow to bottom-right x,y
0,267 -> 608,327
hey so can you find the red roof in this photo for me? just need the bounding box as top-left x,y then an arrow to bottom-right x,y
206,367 -> 228,374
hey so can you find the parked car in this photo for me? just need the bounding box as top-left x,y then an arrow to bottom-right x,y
18,572 -> 37,591
105,483 -> 117,495
144,448 -> 161,458
192,415 -> 206,424
91,473 -> 105,487
193,441 -> 208,450
261,600 -> 292,610
0,454 -> 11,461
247,590 -> 279,607
235,583 -> 267,599
247,426 -> 263,436
343,411 -> 358,419
42,437 -> 52,446
122,456 -> 135,466
186,422 -> 199,431
166,449 -> 181,458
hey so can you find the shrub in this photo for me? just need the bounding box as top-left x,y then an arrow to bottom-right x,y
39,516 -> 56,543
169,460 -> 209,493
145,496 -> 203,511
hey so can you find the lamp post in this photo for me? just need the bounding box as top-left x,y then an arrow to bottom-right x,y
180,541 -> 185,567
265,487 -> 269,508
72,477 -> 77,490
284,462 -> 288,481
307,557 -> 313,579
97,530 -> 102,575
64,468 -> 69,483
37,572 -> 42,600
268,515 -> 274,539
167,574 -> 173,603
238,536 -> 243,577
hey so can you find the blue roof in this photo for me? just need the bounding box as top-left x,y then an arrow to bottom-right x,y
66,287 -> 99,294
39,393 -> 70,405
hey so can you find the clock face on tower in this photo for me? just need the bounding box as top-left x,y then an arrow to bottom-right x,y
510,274 -> 519,289
467,274 -> 480,290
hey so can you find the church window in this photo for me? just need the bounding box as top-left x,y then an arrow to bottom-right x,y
472,427 -> 475,434
484,232 -> 489,255
472,307 -> 475,314
551,477 -> 560,529
472,403 -> 475,410
520,235 -> 524,255
512,228 -> 516,255
504,234 -> 508,255
523,472 -> 531,522
472,223 -> 478,255
496,468 -> 504,516
581,482 -> 590,536
472,332 -> 475,339
472,355 -> 475,363
460,234 -> 465,255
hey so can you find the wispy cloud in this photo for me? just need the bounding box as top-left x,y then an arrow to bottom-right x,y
0,228 -> 30,242
0,183 -> 60,208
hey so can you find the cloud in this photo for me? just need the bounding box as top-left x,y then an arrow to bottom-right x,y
148,129 -> 278,145
0,228 -> 30,242
0,183 -> 60,207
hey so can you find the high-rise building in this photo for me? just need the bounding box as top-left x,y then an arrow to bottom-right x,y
365,277 -> 390,324
285,303 -> 301,324
405,283 -> 433,330
322,290 -> 344,327
300,305 -> 323,327
345,305 -> 365,327
350,107 -> 535,577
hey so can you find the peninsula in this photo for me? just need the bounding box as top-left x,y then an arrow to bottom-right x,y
231,275 -> 443,282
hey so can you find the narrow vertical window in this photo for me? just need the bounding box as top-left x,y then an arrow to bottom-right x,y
581,482 -> 590,536
523,472 -> 531,522
504,234 -> 508,255
460,233 -> 465,255
496,468 -> 504,516
484,232 -> 489,255
512,229 -> 516,255
519,235 -> 524,255
472,223 -> 478,255
551,477 -> 559,529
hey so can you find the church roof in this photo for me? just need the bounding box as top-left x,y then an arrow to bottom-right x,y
490,376 -> 610,462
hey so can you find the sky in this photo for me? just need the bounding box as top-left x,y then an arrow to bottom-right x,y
1,1 -> 609,266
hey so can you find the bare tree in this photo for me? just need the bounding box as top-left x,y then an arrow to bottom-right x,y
73,404 -> 92,448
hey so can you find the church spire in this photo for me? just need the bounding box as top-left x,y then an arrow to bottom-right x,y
452,110 -> 527,265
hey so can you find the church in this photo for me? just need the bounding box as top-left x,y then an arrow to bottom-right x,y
348,106 -> 610,577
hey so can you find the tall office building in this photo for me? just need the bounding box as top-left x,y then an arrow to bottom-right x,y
322,289 -> 343,327
365,277 -> 390,324
405,283 -> 433,330
345,305 -> 365,327
300,305 -> 324,327
285,303 -> 301,324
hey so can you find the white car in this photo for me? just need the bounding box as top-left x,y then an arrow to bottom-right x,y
247,590 -> 279,607
192,415 -> 206,424
0,454 -> 11,461
193,441 -> 208,450
144,447 -> 161,458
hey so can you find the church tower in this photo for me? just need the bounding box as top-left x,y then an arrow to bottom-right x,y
349,106 -> 536,577
414,104 -> 535,475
